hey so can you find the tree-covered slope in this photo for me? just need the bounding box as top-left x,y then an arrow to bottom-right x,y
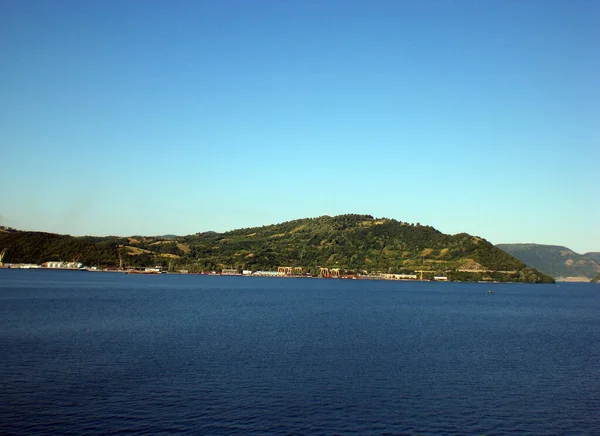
0,231 -> 186,268
1,215 -> 553,283
177,214 -> 551,282
496,243 -> 600,279
0,231 -> 122,266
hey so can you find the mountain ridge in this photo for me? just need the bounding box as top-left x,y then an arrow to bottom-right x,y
496,243 -> 600,280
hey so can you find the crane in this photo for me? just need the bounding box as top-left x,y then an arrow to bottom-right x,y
415,270 -> 435,280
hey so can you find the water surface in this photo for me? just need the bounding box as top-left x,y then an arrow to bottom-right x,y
1,270 -> 599,435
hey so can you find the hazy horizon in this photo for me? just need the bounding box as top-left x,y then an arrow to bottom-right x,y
1,1 -> 598,253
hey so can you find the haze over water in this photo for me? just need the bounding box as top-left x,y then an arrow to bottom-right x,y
1,270 -> 599,435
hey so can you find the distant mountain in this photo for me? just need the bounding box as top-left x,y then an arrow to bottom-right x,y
583,252 -> 600,264
496,244 -> 600,280
1,215 -> 553,283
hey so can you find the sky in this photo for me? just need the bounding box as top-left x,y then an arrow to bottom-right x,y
1,0 -> 598,253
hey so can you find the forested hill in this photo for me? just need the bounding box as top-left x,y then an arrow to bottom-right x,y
0,216 -> 553,283
496,243 -> 600,280
0,229 -> 125,267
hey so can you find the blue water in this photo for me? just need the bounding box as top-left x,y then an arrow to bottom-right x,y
1,270 -> 599,435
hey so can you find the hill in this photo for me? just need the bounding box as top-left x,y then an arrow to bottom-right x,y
0,231 -> 123,267
584,252 -> 600,264
496,244 -> 600,280
1,215 -> 553,283
0,231 -> 182,269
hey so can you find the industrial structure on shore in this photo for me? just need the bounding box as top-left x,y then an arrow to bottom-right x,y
0,247 -> 448,281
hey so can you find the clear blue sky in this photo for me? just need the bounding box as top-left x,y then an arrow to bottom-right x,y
1,0 -> 598,253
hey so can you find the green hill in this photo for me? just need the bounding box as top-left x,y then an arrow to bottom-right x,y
0,231 -> 181,269
0,231 -> 123,267
496,243 -> 600,280
1,215 -> 553,283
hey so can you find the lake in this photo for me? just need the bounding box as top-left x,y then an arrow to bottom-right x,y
1,269 -> 599,435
